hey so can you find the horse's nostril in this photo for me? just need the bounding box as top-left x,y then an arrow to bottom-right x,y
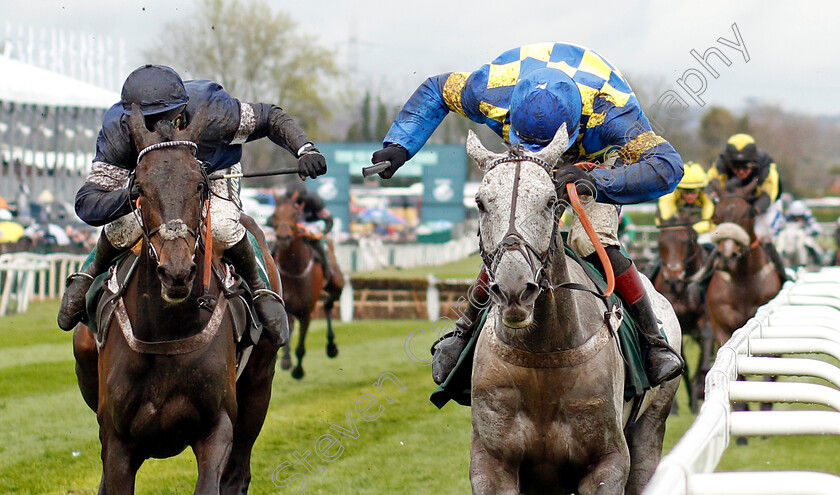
520,282 -> 539,304
489,283 -> 507,303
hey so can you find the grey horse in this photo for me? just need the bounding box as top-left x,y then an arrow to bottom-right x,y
467,126 -> 681,495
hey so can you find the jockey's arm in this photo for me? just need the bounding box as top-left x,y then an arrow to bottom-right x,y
656,192 -> 678,225
383,72 -> 484,157
74,107 -> 138,227
586,108 -> 684,205
245,103 -> 312,157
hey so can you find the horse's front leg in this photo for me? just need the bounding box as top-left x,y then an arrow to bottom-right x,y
577,448 -> 629,495
100,428 -> 139,494
73,324 -> 99,412
324,299 -> 339,358
292,315 -> 310,380
469,435 -> 519,495
222,338 -> 280,494
193,413 -> 235,494
280,316 -> 295,370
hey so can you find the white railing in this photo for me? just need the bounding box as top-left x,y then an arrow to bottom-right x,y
644,267 -> 840,495
0,252 -> 87,316
335,236 -> 477,273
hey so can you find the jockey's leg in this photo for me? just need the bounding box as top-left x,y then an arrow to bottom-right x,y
569,202 -> 682,386
57,215 -> 137,331
431,265 -> 491,385
609,252 -> 684,386
211,171 -> 288,348
310,238 -> 333,282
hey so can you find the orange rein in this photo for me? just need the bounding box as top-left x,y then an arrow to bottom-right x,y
563,161 -> 614,297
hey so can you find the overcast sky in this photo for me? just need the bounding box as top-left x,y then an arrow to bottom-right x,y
5,0 -> 839,116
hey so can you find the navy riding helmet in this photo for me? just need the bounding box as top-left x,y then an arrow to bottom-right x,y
508,67 -> 582,152
120,64 -> 189,116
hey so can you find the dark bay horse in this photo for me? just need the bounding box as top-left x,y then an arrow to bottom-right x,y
272,194 -> 343,379
706,194 -> 782,346
653,221 -> 714,413
72,105 -> 281,494
467,127 -> 680,495
706,193 -> 783,441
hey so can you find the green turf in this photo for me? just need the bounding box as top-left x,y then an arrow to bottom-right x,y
1,300 -> 838,494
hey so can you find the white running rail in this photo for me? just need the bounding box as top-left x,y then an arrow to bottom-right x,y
644,267 -> 840,495
0,252 -> 87,316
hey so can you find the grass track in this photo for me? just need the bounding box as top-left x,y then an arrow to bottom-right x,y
0,300 -> 838,494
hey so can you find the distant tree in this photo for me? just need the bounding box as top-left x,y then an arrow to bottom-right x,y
360,91 -> 373,142
699,107 -> 737,163
373,98 -> 393,142
143,0 -> 344,141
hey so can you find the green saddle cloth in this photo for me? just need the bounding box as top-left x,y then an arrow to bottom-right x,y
430,243 -> 654,409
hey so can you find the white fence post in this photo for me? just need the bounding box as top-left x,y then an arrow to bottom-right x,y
427,274 -> 440,321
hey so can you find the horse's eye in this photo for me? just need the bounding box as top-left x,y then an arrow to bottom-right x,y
196,182 -> 205,194
546,197 -> 556,211
476,197 -> 486,213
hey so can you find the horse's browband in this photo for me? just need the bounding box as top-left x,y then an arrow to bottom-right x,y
137,140 -> 198,165
486,154 -> 553,174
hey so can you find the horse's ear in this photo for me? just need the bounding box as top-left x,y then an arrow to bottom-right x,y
533,123 -> 570,165
127,103 -> 154,151
466,130 -> 502,170
178,106 -> 209,144
709,178 -> 724,199
291,190 -> 300,203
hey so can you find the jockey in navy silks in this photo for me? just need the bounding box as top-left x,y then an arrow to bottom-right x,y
372,42 -> 685,387
57,64 -> 328,349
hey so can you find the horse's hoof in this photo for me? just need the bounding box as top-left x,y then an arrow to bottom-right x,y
280,356 -> 292,370
736,436 -> 749,446
326,343 -> 339,358
291,367 -> 304,380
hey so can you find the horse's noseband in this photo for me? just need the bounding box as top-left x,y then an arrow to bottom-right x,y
132,140 -> 206,264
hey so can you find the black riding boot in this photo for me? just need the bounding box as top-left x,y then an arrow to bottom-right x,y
57,234 -> 124,331
615,263 -> 684,386
311,239 -> 333,284
225,236 -> 289,348
763,242 -> 789,282
431,267 -> 491,385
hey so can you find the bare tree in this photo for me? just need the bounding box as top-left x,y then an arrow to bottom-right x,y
143,0 -> 344,140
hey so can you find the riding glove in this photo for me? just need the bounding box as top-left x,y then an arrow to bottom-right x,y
555,165 -> 597,199
298,143 -> 327,179
371,144 -> 409,179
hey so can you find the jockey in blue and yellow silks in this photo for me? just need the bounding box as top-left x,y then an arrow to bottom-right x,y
372,42 -> 684,388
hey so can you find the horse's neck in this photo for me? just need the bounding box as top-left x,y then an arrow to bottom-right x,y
496,247 -> 605,352
277,235 -> 312,273
129,247 -> 205,342
735,242 -> 769,275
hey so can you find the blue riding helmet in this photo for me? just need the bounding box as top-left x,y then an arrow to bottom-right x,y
120,64 -> 189,116
508,68 -> 582,152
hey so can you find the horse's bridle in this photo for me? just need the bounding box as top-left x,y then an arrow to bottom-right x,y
479,155 -> 560,291
130,140 -> 208,264
658,223 -> 702,281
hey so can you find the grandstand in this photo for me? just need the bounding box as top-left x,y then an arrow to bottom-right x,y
0,54 -> 119,211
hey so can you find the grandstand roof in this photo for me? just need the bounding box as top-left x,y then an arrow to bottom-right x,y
0,56 -> 119,109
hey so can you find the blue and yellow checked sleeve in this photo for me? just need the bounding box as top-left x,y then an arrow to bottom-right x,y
382,42 -> 683,204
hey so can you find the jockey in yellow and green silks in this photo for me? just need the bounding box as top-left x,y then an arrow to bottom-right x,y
373,42 -> 685,388
657,161 -> 715,235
